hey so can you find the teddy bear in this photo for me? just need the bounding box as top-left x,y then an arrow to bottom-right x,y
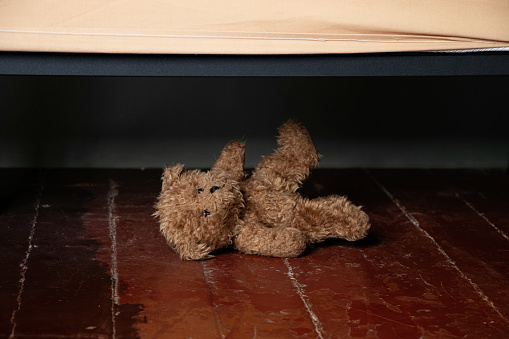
154,120 -> 370,260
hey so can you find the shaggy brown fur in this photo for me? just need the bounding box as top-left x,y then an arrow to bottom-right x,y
154,120 -> 370,260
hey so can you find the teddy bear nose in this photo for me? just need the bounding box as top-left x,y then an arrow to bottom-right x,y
210,186 -> 221,193
203,210 -> 211,217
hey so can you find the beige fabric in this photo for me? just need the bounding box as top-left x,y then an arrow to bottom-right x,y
1,0 -> 508,54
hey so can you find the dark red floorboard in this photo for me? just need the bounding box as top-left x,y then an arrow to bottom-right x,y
1,168 -> 508,338
200,253 -> 316,338
433,169 -> 509,236
9,170 -> 114,338
368,169 -> 509,331
0,169 -> 42,338
294,169 -> 509,338
109,169 -> 223,337
108,170 -> 317,338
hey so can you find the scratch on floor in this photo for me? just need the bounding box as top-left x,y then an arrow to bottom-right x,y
440,281 -> 457,301
284,259 -> 325,339
418,274 -> 441,296
9,174 -> 45,339
455,192 -> 509,243
365,170 -> 509,326
108,179 -> 120,339
351,306 -> 416,329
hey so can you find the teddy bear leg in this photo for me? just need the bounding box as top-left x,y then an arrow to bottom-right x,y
253,120 -> 320,185
234,222 -> 307,258
292,196 -> 370,243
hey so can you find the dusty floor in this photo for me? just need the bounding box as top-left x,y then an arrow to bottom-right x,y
1,168 -> 508,338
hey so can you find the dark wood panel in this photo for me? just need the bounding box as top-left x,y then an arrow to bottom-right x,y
368,169 -> 509,330
109,169 -> 223,337
433,169 -> 509,236
108,170 -> 317,337
8,170 -> 114,338
1,168 -> 508,338
0,169 -> 42,337
200,254 -> 317,338
294,169 -> 509,338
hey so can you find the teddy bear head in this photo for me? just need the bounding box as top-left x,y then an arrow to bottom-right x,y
155,141 -> 246,260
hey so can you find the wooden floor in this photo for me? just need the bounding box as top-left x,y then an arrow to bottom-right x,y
1,168 -> 508,338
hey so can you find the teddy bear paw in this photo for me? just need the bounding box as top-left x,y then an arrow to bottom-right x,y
274,227 -> 307,257
235,226 -> 307,258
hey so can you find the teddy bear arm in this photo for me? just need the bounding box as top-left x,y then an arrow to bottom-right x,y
172,240 -> 216,261
234,222 -> 307,258
292,196 -> 370,243
161,228 -> 216,260
211,140 -> 246,181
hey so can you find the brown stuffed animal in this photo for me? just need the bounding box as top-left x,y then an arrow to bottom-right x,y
155,120 -> 370,260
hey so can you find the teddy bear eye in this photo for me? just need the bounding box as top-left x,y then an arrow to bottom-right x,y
210,186 -> 221,194
197,188 -> 204,194
202,209 -> 211,217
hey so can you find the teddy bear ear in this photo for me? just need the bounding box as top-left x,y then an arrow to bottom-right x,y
211,141 -> 245,181
161,163 -> 185,191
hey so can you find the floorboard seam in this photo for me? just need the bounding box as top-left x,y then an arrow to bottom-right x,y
108,179 -> 120,339
9,173 -> 45,339
284,259 -> 325,339
200,261 -> 226,338
455,192 -> 509,243
366,170 -> 509,326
